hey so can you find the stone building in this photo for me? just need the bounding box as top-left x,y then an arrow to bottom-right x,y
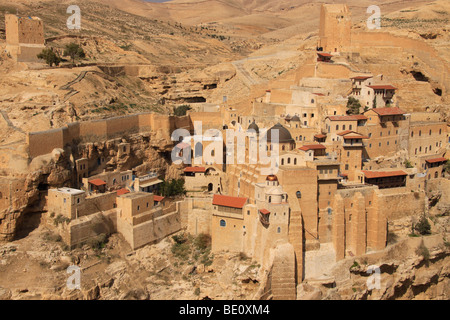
47,188 -> 181,250
5,14 -> 45,62
350,75 -> 397,109
318,4 -> 352,53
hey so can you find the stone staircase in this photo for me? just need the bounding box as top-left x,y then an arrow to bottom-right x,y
271,243 -> 296,300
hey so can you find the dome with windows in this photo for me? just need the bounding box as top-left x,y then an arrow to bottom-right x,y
265,123 -> 295,143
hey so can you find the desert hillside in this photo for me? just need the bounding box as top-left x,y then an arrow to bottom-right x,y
0,0 -> 448,145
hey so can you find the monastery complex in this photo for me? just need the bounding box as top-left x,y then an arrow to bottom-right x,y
0,4 -> 448,300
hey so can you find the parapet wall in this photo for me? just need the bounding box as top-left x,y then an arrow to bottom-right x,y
26,113 -> 192,158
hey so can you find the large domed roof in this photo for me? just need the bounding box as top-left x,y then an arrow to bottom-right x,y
248,121 -> 259,133
265,123 -> 295,143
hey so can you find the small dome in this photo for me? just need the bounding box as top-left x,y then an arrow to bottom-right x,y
248,121 -> 259,134
285,114 -> 291,120
265,123 -> 295,143
266,174 -> 278,182
291,115 -> 300,122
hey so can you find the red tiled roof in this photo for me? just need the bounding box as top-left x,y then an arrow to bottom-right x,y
313,93 -> 325,96
351,75 -> 373,80
299,144 -> 326,151
184,167 -> 206,173
317,52 -> 333,57
327,115 -> 368,121
362,170 -> 407,179
314,134 -> 327,139
343,135 -> 369,139
116,188 -> 130,196
89,179 -> 106,186
425,157 -> 447,164
259,209 -> 270,215
367,85 -> 397,90
153,195 -> 165,202
370,107 -> 405,116
338,131 -> 368,139
337,130 -> 355,136
213,194 -> 248,209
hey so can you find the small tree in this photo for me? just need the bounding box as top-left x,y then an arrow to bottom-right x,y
346,97 -> 362,115
64,43 -> 86,64
37,48 -> 61,67
404,160 -> 414,168
372,96 -> 377,109
174,105 -> 191,116
415,214 -> 431,235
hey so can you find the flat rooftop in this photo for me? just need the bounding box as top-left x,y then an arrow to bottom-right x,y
119,192 -> 153,199
55,188 -> 85,195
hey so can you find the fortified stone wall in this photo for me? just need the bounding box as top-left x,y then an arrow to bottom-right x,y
377,187 -> 426,220
182,198 -> 213,236
26,113 -> 192,158
59,211 -> 115,249
351,32 -> 449,95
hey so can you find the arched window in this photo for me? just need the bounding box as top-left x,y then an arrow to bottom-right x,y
296,191 -> 302,198
269,196 -> 272,203
281,159 -> 285,165
294,158 -> 297,165
434,172 -> 438,178
220,220 -> 226,227
195,142 -> 203,158
277,227 -> 281,234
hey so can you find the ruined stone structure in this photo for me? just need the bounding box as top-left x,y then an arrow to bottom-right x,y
5,14 -> 45,62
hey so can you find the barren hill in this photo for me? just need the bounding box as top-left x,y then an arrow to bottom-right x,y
0,0 -> 448,144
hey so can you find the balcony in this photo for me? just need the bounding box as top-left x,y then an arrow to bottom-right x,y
343,141 -> 364,148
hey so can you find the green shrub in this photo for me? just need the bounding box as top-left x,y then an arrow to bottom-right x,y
87,233 -> 108,250
173,105 -> 191,116
404,160 -> 414,169
194,233 -> 211,251
415,215 -> 431,235
37,48 -> 61,67
53,215 -> 71,226
346,97 -> 362,115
